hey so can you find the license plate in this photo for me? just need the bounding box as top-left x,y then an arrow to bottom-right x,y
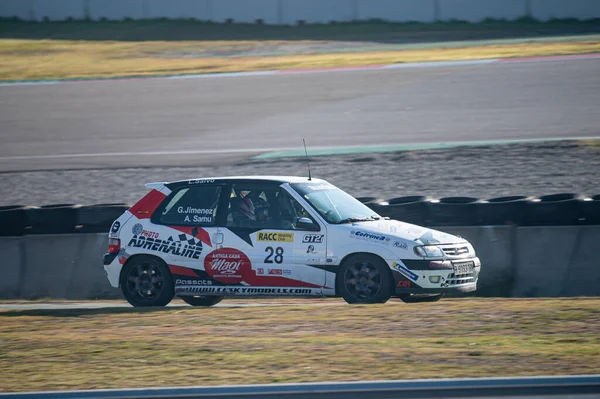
453,261 -> 474,274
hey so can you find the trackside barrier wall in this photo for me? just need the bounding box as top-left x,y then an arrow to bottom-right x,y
0,233 -> 120,299
443,226 -> 515,297
0,226 -> 598,299
0,237 -> 22,298
2,0 -> 600,23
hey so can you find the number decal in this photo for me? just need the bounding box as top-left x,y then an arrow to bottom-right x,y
265,246 -> 284,264
274,247 -> 284,264
265,247 -> 274,263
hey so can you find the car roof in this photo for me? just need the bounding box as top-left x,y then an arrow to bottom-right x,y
146,176 -> 327,189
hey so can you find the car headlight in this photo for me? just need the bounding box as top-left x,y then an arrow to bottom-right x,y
465,242 -> 476,257
414,245 -> 444,258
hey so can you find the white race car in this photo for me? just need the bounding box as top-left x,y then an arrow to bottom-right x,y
104,176 -> 481,307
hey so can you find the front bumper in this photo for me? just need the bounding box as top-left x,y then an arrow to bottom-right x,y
393,256 -> 481,294
395,282 -> 477,295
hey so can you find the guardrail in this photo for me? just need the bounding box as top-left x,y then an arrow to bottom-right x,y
1,375 -> 599,399
1,193 -> 599,237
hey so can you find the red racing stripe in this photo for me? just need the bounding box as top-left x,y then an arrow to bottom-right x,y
242,273 -> 321,288
169,265 -> 199,277
128,189 -> 167,219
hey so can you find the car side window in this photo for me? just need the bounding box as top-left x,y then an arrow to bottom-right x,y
157,186 -> 221,227
226,185 -> 315,230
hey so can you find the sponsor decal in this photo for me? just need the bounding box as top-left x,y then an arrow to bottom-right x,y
176,286 -> 317,295
350,230 -> 390,243
257,232 -> 294,242
175,279 -> 212,285
257,268 -> 264,275
204,248 -> 251,284
188,179 -> 215,185
127,234 -> 202,259
307,245 -> 316,254
132,223 -> 143,235
283,269 -> 292,275
268,269 -> 283,275
302,234 -> 324,243
393,241 -> 408,250
397,280 -> 411,288
392,262 -> 419,281
132,223 -> 159,239
111,221 -> 121,234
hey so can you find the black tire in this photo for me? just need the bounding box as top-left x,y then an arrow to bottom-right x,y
180,296 -> 224,307
337,254 -> 393,304
398,293 -> 445,303
120,255 -> 174,307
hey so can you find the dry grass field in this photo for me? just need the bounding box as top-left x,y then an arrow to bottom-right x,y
1,297 -> 599,392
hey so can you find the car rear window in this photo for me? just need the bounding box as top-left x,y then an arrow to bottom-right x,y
157,186 -> 221,227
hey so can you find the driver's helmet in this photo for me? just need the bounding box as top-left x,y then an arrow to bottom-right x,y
237,193 -> 270,223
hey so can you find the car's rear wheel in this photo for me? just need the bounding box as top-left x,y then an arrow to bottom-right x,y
121,255 -> 174,307
398,293 -> 445,303
338,254 -> 392,304
180,295 -> 224,307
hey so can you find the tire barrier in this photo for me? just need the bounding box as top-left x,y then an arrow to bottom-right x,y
0,192 -> 598,239
425,197 -> 481,226
26,204 -> 80,234
0,205 -> 29,237
581,194 -> 600,225
478,196 -> 532,226
376,196 -> 430,226
524,193 -> 583,226
356,197 -> 386,205
76,203 -> 130,233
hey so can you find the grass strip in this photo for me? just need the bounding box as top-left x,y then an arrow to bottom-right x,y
1,298 -> 599,392
1,38 -> 600,81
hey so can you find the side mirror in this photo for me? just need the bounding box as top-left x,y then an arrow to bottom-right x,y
297,217 -> 319,231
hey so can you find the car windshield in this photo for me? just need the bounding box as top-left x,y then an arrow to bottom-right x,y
290,182 -> 381,224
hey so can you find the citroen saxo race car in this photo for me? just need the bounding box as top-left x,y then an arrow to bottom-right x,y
104,176 -> 481,307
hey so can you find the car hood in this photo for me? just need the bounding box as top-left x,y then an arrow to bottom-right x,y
344,219 -> 465,245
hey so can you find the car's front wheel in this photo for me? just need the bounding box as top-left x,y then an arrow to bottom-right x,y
338,254 -> 392,304
120,255 -> 174,307
398,293 -> 444,303
180,296 -> 224,307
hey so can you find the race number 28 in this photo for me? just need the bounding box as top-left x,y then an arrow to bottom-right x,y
265,247 -> 284,264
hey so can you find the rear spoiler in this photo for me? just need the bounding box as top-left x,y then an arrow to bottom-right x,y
145,182 -> 167,190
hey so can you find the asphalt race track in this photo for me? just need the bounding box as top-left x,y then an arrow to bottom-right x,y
1,57 -> 599,172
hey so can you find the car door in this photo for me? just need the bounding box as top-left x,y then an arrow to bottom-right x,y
219,182 -> 326,293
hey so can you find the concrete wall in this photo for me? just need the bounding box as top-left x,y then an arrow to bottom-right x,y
0,226 -> 598,299
2,0 -> 600,23
0,233 -> 120,300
